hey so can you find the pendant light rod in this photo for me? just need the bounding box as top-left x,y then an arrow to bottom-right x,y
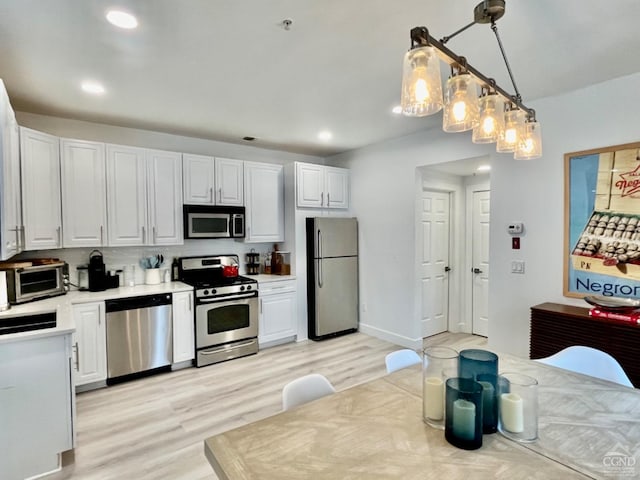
440,20 -> 477,45
409,26 -> 535,120
490,20 -> 521,102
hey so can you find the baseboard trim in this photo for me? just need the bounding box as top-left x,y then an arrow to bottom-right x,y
359,323 -> 422,350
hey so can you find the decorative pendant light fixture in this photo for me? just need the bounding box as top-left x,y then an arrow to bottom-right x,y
399,0 -> 542,159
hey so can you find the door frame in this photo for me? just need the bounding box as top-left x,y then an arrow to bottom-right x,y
464,181 -> 491,335
414,168 -> 465,338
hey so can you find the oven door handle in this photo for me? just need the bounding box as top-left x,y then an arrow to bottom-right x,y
197,293 -> 257,303
200,340 -> 256,355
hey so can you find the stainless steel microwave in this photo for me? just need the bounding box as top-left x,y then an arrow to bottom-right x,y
1,261 -> 69,304
183,205 -> 245,239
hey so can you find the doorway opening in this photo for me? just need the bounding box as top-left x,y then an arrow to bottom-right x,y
416,157 -> 491,338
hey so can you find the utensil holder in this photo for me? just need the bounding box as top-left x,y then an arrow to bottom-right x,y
422,346 -> 458,429
445,378 -> 483,450
458,349 -> 499,433
498,372 -> 538,443
144,268 -> 161,285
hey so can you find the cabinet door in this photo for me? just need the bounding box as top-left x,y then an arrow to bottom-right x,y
183,153 -> 215,205
147,149 -> 183,245
20,127 -> 62,250
73,302 -> 107,386
1,90 -> 21,259
325,166 -> 350,209
106,144 -> 147,246
215,157 -> 244,206
259,290 -> 297,345
172,291 -> 195,363
244,162 -> 284,243
0,334 -> 74,480
61,139 -> 107,247
296,162 -> 324,208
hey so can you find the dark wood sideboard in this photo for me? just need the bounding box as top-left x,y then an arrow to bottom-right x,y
530,302 -> 639,387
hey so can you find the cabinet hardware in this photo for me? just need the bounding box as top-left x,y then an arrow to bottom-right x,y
153,226 -> 157,243
260,298 -> 263,314
473,268 -> 483,274
218,187 -> 222,203
209,187 -> 213,203
74,342 -> 80,371
100,225 -> 104,244
321,192 -> 324,207
142,226 -> 146,243
327,193 -> 330,207
444,266 -> 451,272
57,226 -> 61,246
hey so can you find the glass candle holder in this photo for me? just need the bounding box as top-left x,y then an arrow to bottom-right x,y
458,349 -> 499,433
445,378 -> 483,450
422,346 -> 458,429
498,372 -> 538,443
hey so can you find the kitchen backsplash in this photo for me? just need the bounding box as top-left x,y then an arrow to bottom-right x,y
15,239 -> 279,287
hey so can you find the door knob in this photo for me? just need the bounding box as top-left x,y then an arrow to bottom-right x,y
444,266 -> 451,272
473,268 -> 483,274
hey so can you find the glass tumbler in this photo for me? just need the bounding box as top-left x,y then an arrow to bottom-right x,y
445,377 -> 484,450
459,349 -> 499,433
422,346 -> 458,429
498,372 -> 538,443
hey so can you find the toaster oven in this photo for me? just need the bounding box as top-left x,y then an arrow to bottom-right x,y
0,261 -> 69,304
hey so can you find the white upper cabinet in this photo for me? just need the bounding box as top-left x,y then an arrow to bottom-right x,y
107,144 -> 183,246
106,144 -> 147,246
0,81 -> 22,260
147,149 -> 183,245
183,155 -> 244,206
324,166 -> 350,209
295,162 -> 350,209
61,139 -> 107,247
20,127 -> 62,250
183,153 -> 215,204
215,157 -> 244,206
244,162 -> 284,243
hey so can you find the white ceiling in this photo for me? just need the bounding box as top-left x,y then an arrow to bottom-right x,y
1,1 -> 639,157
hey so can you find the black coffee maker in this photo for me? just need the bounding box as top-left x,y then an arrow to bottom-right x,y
88,250 -> 107,291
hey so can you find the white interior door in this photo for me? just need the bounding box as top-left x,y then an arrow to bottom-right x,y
420,190 -> 450,337
472,190 -> 490,336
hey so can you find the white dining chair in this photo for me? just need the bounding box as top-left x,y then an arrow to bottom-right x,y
282,373 -> 337,411
385,349 -> 421,374
536,345 -> 633,387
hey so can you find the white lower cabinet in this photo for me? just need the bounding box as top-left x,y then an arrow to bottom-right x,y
172,291 -> 195,363
0,333 -> 74,480
259,279 -> 297,346
72,302 -> 107,387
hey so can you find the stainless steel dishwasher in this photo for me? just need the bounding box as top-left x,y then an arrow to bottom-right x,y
105,293 -> 173,380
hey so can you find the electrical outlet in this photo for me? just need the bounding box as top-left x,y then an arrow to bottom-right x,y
511,261 -> 525,274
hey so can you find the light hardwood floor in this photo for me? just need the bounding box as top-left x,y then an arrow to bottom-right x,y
50,332 -> 485,480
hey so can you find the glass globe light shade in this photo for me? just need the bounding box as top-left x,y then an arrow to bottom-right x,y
400,46 -> 443,117
496,108 -> 525,153
472,93 -> 504,143
514,120 -> 542,160
443,73 -> 479,132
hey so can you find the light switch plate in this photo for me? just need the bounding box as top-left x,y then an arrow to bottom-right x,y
511,261 -> 525,274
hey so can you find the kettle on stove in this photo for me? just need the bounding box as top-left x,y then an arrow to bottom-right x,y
88,249 -> 107,292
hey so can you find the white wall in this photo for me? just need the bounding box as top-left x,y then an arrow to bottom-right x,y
330,72 -> 640,357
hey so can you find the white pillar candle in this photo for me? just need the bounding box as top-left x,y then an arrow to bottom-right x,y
423,377 -> 444,420
500,392 -> 524,433
478,380 -> 495,426
452,399 -> 476,441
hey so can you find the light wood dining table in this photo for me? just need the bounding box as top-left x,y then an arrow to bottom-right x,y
204,352 -> 640,479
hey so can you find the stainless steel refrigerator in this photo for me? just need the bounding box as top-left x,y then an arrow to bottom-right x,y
306,217 -> 359,340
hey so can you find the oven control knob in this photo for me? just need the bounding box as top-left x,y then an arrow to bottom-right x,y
240,286 -> 245,291
203,290 -> 209,296
246,285 -> 252,290
211,289 -> 217,295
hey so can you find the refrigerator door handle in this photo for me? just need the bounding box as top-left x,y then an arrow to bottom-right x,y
318,229 -> 322,259
318,258 -> 323,288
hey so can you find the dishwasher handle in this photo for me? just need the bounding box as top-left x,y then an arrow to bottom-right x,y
105,293 -> 172,313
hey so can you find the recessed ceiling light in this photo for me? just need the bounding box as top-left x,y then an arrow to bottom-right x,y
477,165 -> 491,172
392,105 -> 402,114
81,81 -> 106,95
106,10 -> 138,29
318,130 -> 332,141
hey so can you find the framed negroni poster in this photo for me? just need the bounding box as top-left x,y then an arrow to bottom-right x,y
564,141 -> 640,298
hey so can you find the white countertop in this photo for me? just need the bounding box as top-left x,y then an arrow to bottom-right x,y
252,274 -> 296,283
0,281 -> 193,345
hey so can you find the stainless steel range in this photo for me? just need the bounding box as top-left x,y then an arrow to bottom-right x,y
178,255 -> 258,367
